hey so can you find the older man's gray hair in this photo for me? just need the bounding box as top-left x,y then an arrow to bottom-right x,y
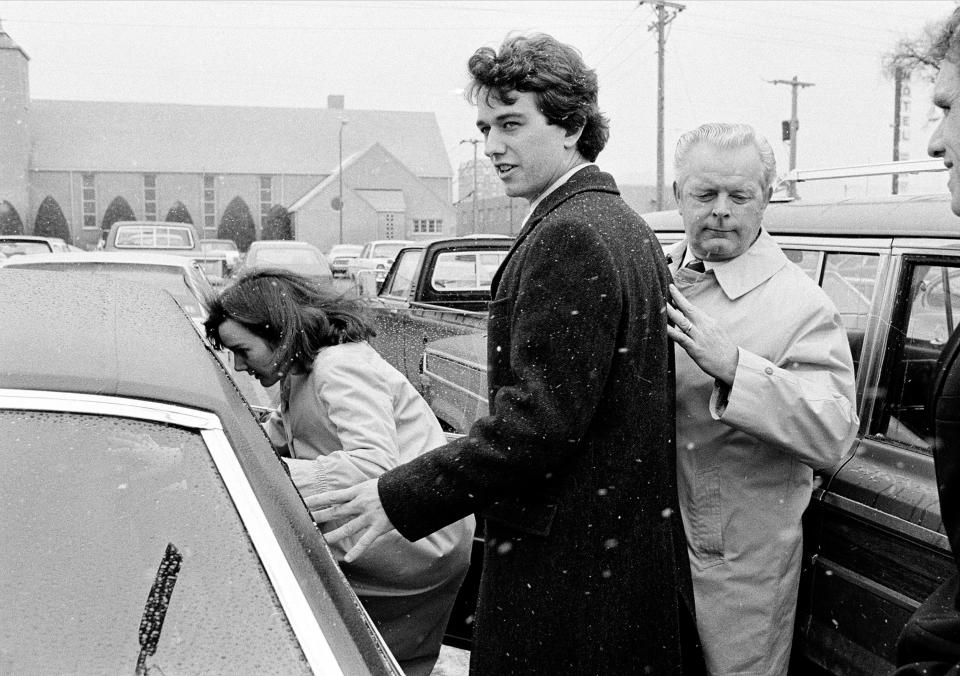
674,122 -> 777,193
931,7 -> 960,65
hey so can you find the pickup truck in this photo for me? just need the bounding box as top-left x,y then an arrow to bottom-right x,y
346,239 -> 414,285
364,236 -> 511,411
416,193 -> 960,674
104,220 -> 230,283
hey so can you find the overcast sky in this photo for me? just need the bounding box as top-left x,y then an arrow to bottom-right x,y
1,0 -> 957,200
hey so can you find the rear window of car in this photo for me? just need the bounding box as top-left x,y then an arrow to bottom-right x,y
371,242 -> 407,259
0,240 -> 52,255
0,411 -> 312,674
201,240 -> 238,253
255,248 -> 321,266
115,225 -> 195,249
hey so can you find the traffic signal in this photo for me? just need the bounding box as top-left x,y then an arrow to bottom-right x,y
782,120 -> 791,141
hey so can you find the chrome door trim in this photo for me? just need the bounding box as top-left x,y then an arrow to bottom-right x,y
814,554 -> 921,612
422,355 -> 488,405
0,388 -> 345,676
202,428 -> 345,675
0,388 -> 222,429
820,491 -> 950,551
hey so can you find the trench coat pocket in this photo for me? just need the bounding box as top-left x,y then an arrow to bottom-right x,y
688,465 -> 724,565
483,496 -> 557,537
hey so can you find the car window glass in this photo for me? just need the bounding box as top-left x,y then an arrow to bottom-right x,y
0,240 -> 50,255
372,242 -> 407,259
0,411 -> 312,674
871,262 -> 960,452
431,250 -> 508,291
821,253 -> 879,370
384,249 -> 422,297
257,249 -> 320,265
784,248 -> 822,281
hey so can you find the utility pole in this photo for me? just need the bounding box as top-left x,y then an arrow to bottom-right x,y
460,138 -> 480,234
769,76 -> 815,199
640,0 -> 685,210
337,118 -> 348,244
892,66 -> 904,195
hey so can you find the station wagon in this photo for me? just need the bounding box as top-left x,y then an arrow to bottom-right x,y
420,192 -> 960,674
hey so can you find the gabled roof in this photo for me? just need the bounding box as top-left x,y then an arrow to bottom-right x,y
287,147 -> 367,211
29,100 -> 452,178
355,190 -> 406,212
0,20 -> 29,60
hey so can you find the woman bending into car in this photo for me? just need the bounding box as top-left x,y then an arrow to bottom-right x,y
204,269 -> 474,676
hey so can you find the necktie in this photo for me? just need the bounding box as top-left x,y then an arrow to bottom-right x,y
685,259 -> 705,273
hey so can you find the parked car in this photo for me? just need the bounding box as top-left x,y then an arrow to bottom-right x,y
391,192 -> 960,673
0,251 -> 216,328
104,221 -> 198,252
0,234 -> 71,256
103,221 -> 228,280
346,239 -> 414,284
200,238 -> 241,270
0,270 -> 402,675
328,244 -> 364,277
367,237 -> 511,398
235,240 -> 333,282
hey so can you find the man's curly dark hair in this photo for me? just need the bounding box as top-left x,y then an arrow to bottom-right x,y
465,33 -> 610,162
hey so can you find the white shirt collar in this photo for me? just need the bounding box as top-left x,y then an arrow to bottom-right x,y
520,162 -> 596,228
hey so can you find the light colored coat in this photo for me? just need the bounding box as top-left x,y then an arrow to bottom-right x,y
264,341 -> 474,671
669,232 -> 859,676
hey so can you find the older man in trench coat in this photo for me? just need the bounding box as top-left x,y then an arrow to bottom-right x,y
666,122 -> 859,676
309,33 -> 697,674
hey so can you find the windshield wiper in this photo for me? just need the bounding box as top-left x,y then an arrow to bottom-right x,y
135,542 -> 182,676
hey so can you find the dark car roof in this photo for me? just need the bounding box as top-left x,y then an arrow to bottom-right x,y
0,270 -> 226,406
0,269 -> 399,674
642,193 -> 960,238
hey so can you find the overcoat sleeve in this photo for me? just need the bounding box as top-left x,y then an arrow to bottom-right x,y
379,216 -> 631,540
711,299 -> 859,469
286,357 -> 406,497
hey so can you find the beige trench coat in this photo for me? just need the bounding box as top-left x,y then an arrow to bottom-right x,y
263,341 -> 474,672
669,232 -> 859,676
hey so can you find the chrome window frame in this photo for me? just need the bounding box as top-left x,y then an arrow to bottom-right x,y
0,388 -> 344,676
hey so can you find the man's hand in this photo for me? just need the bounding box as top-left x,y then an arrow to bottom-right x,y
666,284 -> 739,385
305,479 -> 396,563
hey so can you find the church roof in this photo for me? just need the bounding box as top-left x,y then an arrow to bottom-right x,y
29,100 -> 452,178
0,20 -> 29,59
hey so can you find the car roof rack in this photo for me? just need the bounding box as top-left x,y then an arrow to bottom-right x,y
769,159 -> 947,203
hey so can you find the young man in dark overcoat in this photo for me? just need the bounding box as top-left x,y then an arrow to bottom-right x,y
309,33 -> 697,674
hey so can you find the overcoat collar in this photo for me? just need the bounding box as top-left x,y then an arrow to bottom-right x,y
491,166 -> 619,294
667,229 -> 787,301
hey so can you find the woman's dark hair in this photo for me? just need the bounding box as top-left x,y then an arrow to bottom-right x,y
465,33 -> 609,162
204,268 -> 375,374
